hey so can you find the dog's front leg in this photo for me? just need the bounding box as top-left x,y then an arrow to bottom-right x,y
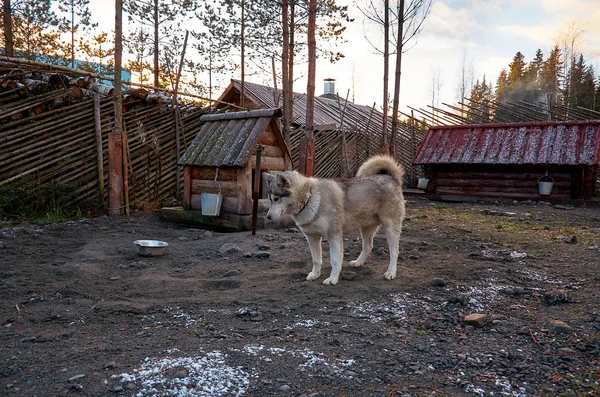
323,234 -> 343,285
305,234 -> 323,281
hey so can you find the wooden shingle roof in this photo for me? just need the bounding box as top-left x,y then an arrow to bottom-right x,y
179,108 -> 285,167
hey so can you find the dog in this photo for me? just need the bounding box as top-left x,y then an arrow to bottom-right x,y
263,155 -> 405,285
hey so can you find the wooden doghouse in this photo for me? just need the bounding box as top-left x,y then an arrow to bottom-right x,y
414,120 -> 600,203
174,108 -> 292,230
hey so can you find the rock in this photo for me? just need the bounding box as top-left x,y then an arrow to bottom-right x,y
202,231 -> 213,239
463,313 -> 486,328
376,247 -> 388,256
544,289 -> 573,305
559,347 -> 576,354
219,243 -> 241,254
257,245 -> 271,251
255,251 -> 271,258
549,319 -> 573,334
174,369 -> 189,378
341,271 -> 357,281
68,374 -> 86,382
431,278 -> 446,287
565,235 -> 578,244
104,361 -> 117,370
407,248 -> 421,259
223,270 -> 240,278
513,287 -> 525,295
279,385 -> 291,392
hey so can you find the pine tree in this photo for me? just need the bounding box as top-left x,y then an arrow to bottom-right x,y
523,48 -> 544,102
57,0 -> 96,67
124,28 -> 153,84
540,45 -> 563,104
78,32 -> 115,75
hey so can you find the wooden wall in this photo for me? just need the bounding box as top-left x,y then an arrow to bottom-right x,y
424,164 -> 597,201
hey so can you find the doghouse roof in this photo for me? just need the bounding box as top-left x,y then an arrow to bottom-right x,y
179,108 -> 287,167
414,120 -> 600,166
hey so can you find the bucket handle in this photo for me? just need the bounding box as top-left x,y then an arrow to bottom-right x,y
538,170 -> 554,184
213,168 -> 221,195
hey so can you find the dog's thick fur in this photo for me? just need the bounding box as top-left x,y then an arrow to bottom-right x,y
263,155 -> 405,285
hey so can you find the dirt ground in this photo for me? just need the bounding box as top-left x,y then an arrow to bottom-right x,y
1,195 -> 600,397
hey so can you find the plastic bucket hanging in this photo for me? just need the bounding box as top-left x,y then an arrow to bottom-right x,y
417,178 -> 429,190
201,168 -> 223,216
538,172 -> 554,196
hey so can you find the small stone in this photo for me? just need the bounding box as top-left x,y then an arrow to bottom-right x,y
559,347 -> 576,354
111,385 -> 124,392
174,369 -> 188,378
431,278 -> 446,287
565,235 -> 578,244
219,243 -> 241,254
544,289 -> 573,305
202,231 -> 213,239
513,287 -> 525,295
68,374 -> 86,382
341,271 -> 357,281
376,247 -> 388,255
407,248 -> 421,259
223,270 -> 240,278
549,319 -> 573,334
255,251 -> 271,258
463,313 -> 486,328
104,361 -> 117,370
109,276 -> 121,281
257,245 -> 271,251
279,384 -> 291,392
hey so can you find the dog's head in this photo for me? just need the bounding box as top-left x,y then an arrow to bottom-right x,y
263,172 -> 294,221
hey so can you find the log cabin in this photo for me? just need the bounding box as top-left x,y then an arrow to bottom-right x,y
413,120 -> 600,202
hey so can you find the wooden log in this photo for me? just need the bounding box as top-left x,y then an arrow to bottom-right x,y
146,91 -> 171,104
257,130 -> 279,146
183,166 -> 191,209
250,155 -> 284,171
90,82 -> 114,96
43,73 -> 69,88
191,179 -> 238,197
93,93 -> 105,203
191,166 -> 238,181
253,144 -> 283,158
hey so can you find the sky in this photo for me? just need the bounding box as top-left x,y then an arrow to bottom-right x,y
87,0 -> 600,114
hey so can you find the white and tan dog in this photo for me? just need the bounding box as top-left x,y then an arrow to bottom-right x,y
263,155 -> 405,285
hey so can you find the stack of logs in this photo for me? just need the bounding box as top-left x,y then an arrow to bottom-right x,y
0,67 -> 177,122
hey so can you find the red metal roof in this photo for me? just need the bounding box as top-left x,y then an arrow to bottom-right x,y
413,120 -> 600,166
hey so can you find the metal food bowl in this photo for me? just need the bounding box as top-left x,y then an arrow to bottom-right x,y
134,240 -> 168,257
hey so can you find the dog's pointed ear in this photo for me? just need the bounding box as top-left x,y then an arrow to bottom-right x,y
276,174 -> 291,188
262,172 -> 274,184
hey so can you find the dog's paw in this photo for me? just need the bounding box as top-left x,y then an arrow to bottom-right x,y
348,259 -> 363,268
306,271 -> 321,281
383,271 -> 396,280
322,277 -> 338,285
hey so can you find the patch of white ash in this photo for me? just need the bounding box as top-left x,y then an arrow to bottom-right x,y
513,268 -> 565,286
112,350 -> 256,397
453,278 -> 510,312
454,375 -> 529,397
165,307 -> 201,328
239,344 -> 355,377
349,292 -> 442,323
284,318 -> 329,331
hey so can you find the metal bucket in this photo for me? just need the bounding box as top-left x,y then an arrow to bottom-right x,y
201,192 -> 223,216
417,178 -> 429,190
538,175 -> 554,196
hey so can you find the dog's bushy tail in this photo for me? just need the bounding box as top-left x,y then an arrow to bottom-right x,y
356,155 -> 405,185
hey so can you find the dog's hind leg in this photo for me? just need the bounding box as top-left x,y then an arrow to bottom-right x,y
349,224 -> 379,268
323,234 -> 343,285
382,221 -> 402,280
305,234 -> 323,281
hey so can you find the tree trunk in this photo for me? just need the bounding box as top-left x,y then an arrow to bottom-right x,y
390,0 -> 405,158
3,0 -> 14,57
303,0 -> 317,176
153,0 -> 159,88
381,0 -> 389,154
110,0 -> 125,216
281,0 -> 290,144
240,0 -> 245,108
71,4 -> 75,68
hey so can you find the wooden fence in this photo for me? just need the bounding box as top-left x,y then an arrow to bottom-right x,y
0,88 -> 206,210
